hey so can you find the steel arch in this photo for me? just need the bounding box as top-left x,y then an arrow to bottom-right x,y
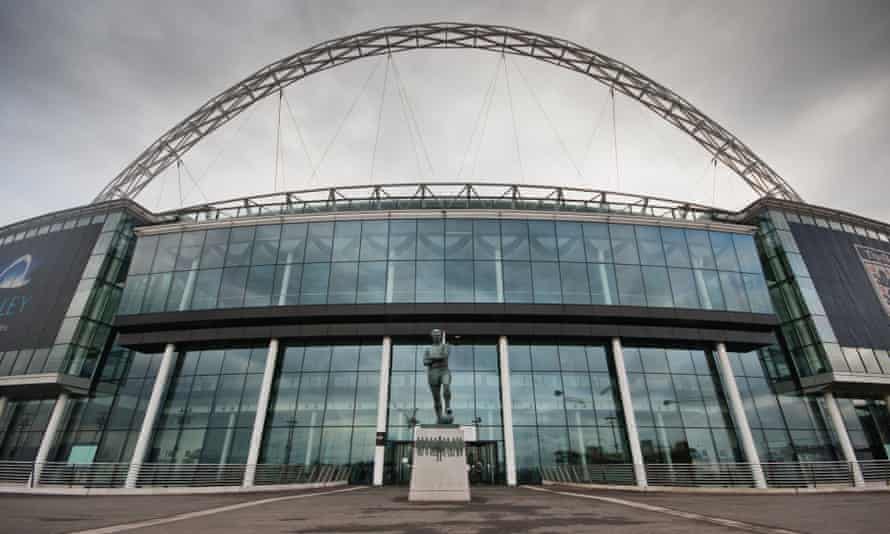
94,22 -> 802,203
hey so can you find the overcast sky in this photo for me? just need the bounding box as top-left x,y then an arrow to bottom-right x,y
2,0 -> 889,227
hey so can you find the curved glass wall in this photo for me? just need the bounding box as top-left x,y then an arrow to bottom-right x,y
118,218 -> 771,314
260,342 -> 380,484
508,342 -> 628,484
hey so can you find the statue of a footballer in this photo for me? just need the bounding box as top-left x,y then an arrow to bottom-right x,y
423,328 -> 453,424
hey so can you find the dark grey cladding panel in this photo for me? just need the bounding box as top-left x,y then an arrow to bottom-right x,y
790,222 -> 890,349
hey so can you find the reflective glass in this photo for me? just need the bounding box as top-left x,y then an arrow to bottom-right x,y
668,268 -> 700,308
719,271 -> 750,312
305,222 -> 334,263
244,265 -> 275,307
695,269 -> 726,310
503,261 -> 533,302
152,234 -> 181,273
474,220 -> 501,260
359,221 -> 388,261
251,225 -> 280,266
417,220 -> 444,260
636,226 -> 666,266
610,224 -> 639,264
356,262 -> 386,303
733,234 -> 762,274
686,230 -> 716,269
416,261 -> 445,302
120,275 -> 148,314
615,264 -> 646,306
388,220 -> 416,260
272,263 -> 302,305
386,261 -> 415,302
142,273 -> 172,312
328,262 -> 358,304
225,227 -> 255,267
200,229 -> 229,269
474,261 -> 502,303
529,221 -> 558,261
556,222 -> 585,262
300,263 -> 330,304
218,267 -> 248,308
560,262 -> 590,304
743,273 -> 772,313
332,221 -> 361,262
641,266 -> 673,307
710,232 -> 740,272
445,260 -> 474,302
582,223 -> 612,263
501,221 -> 530,260
191,269 -> 222,309
129,236 -> 159,275
588,263 -> 618,305
661,227 -> 691,268
445,219 -> 473,260
176,231 -> 205,271
278,224 -> 307,263
532,262 -> 561,303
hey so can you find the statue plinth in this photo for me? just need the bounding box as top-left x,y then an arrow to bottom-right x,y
409,424 -> 471,502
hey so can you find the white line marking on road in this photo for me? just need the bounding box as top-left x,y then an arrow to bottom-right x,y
67,486 -> 366,534
523,486 -> 802,534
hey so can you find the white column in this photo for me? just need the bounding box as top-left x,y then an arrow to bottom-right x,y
31,392 -> 69,486
714,342 -> 767,488
243,338 -> 279,487
126,343 -> 177,488
611,337 -> 647,488
372,336 -> 392,486
0,396 -> 7,423
823,391 -> 865,487
498,336 -> 517,486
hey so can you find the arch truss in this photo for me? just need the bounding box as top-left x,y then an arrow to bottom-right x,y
95,22 -> 802,203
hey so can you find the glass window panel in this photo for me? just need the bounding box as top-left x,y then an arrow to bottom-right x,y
509,344 -> 532,371
642,266 -> 673,307
687,230 -> 716,269
391,345 -> 417,371
667,268 -> 700,308
733,234 -> 763,274
609,224 -> 639,264
666,349 -> 695,374
332,221 -> 361,262
354,373 -> 380,425
120,275 -> 148,314
474,261 -> 502,303
244,265 -> 275,307
328,262 -> 358,304
359,221 -> 388,261
556,221 -> 585,262
224,227 -> 255,267
278,223 -> 307,264
388,372 -> 415,424
221,348 -> 251,374
323,373 -> 357,426
640,348 -> 670,373
528,221 -> 558,261
661,227 -> 691,268
533,373 -> 566,426
386,261 -> 415,302
358,344 -> 380,371
582,223 -> 612,263
636,226 -> 666,266
175,232 -> 205,271
586,346 -> 610,372
510,373 -> 537,426
503,261 -> 533,303
558,345 -> 588,372
531,345 -> 560,371
416,261 -> 445,302
560,263 -> 591,304
513,426 -> 541,480
449,344 -> 474,371
588,263 -> 618,305
445,260 -> 474,302
615,264 -> 646,306
501,220 -> 530,261
475,345 -> 498,371
416,220 -> 444,260
218,267 -> 248,308
330,345 -> 360,371
627,373 -> 652,426
475,371 -> 501,425
195,350 -> 224,375
445,219 -> 473,260
304,222 -> 334,263
199,229 -> 229,270
591,372 -> 618,420
647,374 -> 683,427
532,262 -> 561,303
695,269 -> 726,310
299,263 -> 330,304
165,271 -> 190,311
561,372 -> 596,425
281,346 -> 305,373
388,220 -> 416,260
251,226 -> 280,266
151,234 -> 181,273
357,262 -> 386,303
720,271 -> 751,312
474,220 -> 501,260
141,272 -> 172,313
129,236 -> 159,275
449,371 -> 475,424
272,263 -> 302,305
743,274 -> 772,313
710,232 -> 740,271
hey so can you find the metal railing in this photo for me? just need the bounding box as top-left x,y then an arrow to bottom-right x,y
0,461 -> 352,489
542,460 -> 890,489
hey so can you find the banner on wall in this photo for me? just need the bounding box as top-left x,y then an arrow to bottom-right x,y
855,244 -> 890,318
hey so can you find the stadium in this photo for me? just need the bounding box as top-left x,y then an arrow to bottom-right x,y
0,23 -> 888,492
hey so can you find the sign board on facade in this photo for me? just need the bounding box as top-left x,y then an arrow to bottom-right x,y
855,245 -> 890,319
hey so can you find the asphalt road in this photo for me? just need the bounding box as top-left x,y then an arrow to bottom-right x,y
1,485 -> 888,534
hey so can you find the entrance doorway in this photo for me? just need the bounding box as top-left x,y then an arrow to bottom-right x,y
383,440 -> 502,485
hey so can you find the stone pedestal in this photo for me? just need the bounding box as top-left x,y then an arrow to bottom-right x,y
409,424 -> 471,502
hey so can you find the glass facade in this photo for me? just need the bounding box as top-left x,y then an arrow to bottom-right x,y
509,342 -> 628,483
260,342 -> 380,483
623,346 -> 742,464
119,219 -> 771,314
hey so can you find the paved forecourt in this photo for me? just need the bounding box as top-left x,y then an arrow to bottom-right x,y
1,485 -> 888,534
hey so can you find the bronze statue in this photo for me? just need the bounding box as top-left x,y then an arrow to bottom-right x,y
423,328 -> 453,424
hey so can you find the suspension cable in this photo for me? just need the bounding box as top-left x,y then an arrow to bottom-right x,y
469,58 -> 502,179
282,90 -> 316,174
390,58 -> 424,178
610,87 -> 621,191
189,99 -> 261,198
457,57 -> 502,179
390,56 -> 435,177
154,170 -> 168,210
176,160 -> 184,208
369,56 -> 391,185
502,55 -> 525,184
580,92 -> 610,181
711,157 -> 718,205
273,90 -> 283,192
178,157 -> 210,204
511,57 -> 585,181
309,58 -> 385,186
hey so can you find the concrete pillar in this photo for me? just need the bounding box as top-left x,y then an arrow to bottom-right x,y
611,337 -> 647,488
126,343 -> 177,488
714,342 -> 767,488
823,391 -> 865,487
372,336 -> 392,486
498,336 -> 517,486
31,392 -> 69,486
243,338 -> 279,487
